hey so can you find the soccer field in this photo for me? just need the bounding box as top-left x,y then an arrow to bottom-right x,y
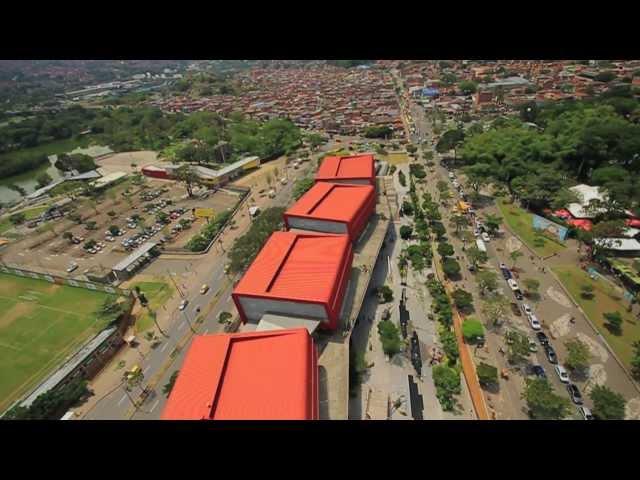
0,273 -> 116,412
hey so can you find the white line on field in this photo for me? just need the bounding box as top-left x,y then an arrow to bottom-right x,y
160,343 -> 169,353
150,399 -> 160,413
178,321 -> 185,331
143,366 -> 151,376
117,394 -> 128,407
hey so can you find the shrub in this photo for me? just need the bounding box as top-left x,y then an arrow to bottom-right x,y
377,285 -> 394,303
399,225 -> 413,240
442,257 -> 461,279
462,317 -> 484,343
432,365 -> 461,411
476,362 -> 498,386
378,319 -> 402,356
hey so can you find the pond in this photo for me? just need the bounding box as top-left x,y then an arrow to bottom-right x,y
0,142 -> 112,204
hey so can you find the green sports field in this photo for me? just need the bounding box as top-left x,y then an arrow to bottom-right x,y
0,272 -> 117,412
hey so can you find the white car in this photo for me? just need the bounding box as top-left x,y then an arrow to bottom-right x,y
528,314 -> 541,331
481,232 -> 491,242
474,228 -> 481,237
179,299 -> 189,311
507,278 -> 520,291
522,303 -> 533,316
578,406 -> 594,420
66,263 -> 78,273
555,365 -> 570,383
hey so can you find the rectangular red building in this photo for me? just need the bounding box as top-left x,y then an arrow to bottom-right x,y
232,231 -> 353,331
284,181 -> 375,242
161,328 -> 318,420
315,154 -> 376,186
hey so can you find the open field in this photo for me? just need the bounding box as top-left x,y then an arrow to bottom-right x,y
95,151 -> 159,175
0,272 -> 116,412
497,199 -> 566,257
231,155 -> 288,188
381,152 -> 410,165
128,279 -> 174,333
553,264 -> 640,370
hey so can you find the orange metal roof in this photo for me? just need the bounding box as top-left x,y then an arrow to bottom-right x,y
161,329 -> 315,420
315,154 -> 375,181
233,231 -> 351,303
285,182 -> 375,222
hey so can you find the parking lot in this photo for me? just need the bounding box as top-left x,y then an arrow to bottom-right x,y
0,177 -> 240,278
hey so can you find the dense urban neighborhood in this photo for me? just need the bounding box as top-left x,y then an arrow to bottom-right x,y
1,59 -> 640,421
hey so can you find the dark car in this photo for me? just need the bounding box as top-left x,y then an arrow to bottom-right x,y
514,290 -> 524,301
510,302 -> 522,316
531,365 -> 546,379
536,331 -> 550,346
501,268 -> 512,280
544,344 -> 558,364
567,383 -> 583,405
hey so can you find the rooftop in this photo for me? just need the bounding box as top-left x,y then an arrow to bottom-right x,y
315,154 -> 375,182
285,182 -> 375,223
161,328 -> 316,420
233,231 -> 351,304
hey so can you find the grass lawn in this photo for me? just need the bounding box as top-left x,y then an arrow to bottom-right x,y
0,272 -> 117,412
552,264 -> 640,370
0,206 -> 50,235
130,280 -> 174,333
497,199 -> 566,257
382,152 -> 410,165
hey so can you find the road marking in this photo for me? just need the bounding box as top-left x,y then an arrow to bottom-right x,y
149,399 -> 160,413
143,365 -> 151,376
204,328 -> 209,334
160,342 -> 169,353
117,394 -> 128,407
178,321 -> 186,331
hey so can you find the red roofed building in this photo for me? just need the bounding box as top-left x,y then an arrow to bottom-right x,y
284,182 -> 375,241
315,154 -> 376,186
161,328 -> 318,420
232,231 -> 353,331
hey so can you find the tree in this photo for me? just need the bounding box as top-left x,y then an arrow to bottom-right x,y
442,257 -> 461,279
476,362 -> 498,387
603,311 -> 623,334
377,285 -> 394,303
218,311 -> 232,324
436,128 -> 465,160
377,319 -> 402,356
437,242 -> 454,258
9,212 -> 26,225
523,378 -> 571,420
484,214 -> 502,235
509,250 -> 523,269
62,231 -> 73,243
398,169 -> 407,187
432,222 -> 447,240
466,246 -> 488,268
452,288 -> 474,313
481,295 -> 510,326
175,164 -> 198,197
505,330 -> 531,364
589,385 -> 626,420
458,80 -> 478,95
107,210 -> 117,218
451,214 -> 469,233
476,270 -> 498,295
108,225 -> 119,236
162,370 -> 180,397
292,177 -> 314,200
436,180 -> 449,193
564,337 -> 591,372
595,71 -> 616,83
580,283 -> 595,299
156,212 -> 169,224
399,225 -> 413,240
632,341 -> 640,381
35,172 -> 53,189
432,365 -> 461,411
85,220 -> 97,230
520,101 -> 540,123
402,200 -> 414,216
522,278 -> 540,297
462,317 -> 484,343
440,329 -> 459,364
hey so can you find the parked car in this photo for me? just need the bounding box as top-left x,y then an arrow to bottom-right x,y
531,365 -> 546,379
522,303 -> 533,316
544,344 -> 558,364
179,299 -> 189,311
66,263 -> 78,273
567,384 -> 583,405
555,365 -> 570,383
536,331 -> 550,346
578,406 -> 594,420
473,228 -> 480,237
481,232 -> 491,242
507,278 -> 519,291
499,263 -> 508,270
501,268 -> 512,280
514,290 -> 524,301
200,284 -> 209,295
528,314 -> 542,330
